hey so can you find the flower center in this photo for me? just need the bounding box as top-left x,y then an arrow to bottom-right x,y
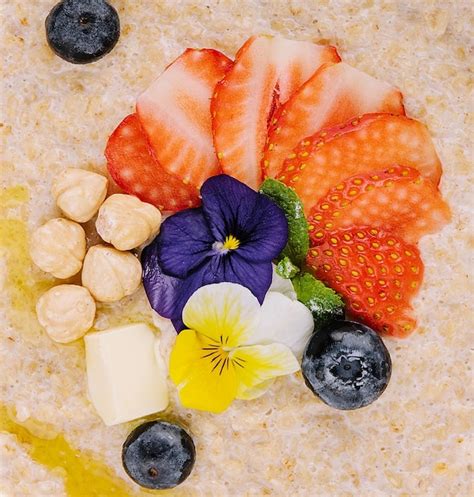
213,235 -> 240,254
201,337 -> 246,376
223,235 -> 240,250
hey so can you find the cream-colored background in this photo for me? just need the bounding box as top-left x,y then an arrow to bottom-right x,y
1,1 -> 473,496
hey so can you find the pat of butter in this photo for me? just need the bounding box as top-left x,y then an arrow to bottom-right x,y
85,323 -> 169,426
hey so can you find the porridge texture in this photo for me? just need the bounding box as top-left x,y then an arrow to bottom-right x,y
0,1 -> 473,496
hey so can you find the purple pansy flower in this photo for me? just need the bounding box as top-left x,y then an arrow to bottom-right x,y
142,174 -> 288,331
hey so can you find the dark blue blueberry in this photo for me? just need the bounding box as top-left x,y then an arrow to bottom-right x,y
45,0 -> 120,64
122,420 -> 195,490
302,320 -> 391,410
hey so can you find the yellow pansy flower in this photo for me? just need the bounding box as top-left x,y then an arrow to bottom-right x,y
169,282 -> 314,413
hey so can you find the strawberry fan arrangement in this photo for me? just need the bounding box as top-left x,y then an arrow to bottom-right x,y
106,35 -> 450,341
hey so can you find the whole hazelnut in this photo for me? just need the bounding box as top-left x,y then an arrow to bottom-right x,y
30,218 -> 86,279
52,168 -> 108,223
96,194 -> 162,250
36,285 -> 96,343
81,245 -> 142,302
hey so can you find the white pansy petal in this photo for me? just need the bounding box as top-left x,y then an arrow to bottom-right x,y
269,264 -> 297,300
254,292 -> 314,358
232,343 -> 300,398
236,379 -> 275,400
182,283 -> 261,347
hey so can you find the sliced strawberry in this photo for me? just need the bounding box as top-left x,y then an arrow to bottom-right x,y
212,36 -> 340,189
105,114 -> 200,211
263,62 -> 405,179
137,48 -> 233,187
307,227 -> 424,337
307,166 -> 450,244
270,38 -> 341,105
278,114 -> 443,211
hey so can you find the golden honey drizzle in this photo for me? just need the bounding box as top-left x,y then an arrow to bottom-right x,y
0,187 -> 55,337
0,405 -> 160,497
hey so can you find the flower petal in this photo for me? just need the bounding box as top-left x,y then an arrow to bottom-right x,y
201,175 -> 288,262
201,175 -> 258,241
232,343 -> 299,399
236,195 -> 288,262
168,266 -> 214,332
172,256 -> 273,331
156,208 -> 214,278
269,264 -> 297,300
183,253 -> 273,305
182,283 -> 260,348
169,329 -> 237,413
253,292 -> 315,359
142,243 -> 211,332
142,243 -> 182,319
224,254 -> 273,304
237,379 -> 275,400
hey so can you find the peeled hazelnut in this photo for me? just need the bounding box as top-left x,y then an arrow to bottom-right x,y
81,245 -> 142,302
36,285 -> 96,343
30,218 -> 86,279
96,194 -> 162,250
52,168 -> 108,223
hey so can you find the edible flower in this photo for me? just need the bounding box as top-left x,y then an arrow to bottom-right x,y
169,283 -> 313,413
142,175 -> 288,331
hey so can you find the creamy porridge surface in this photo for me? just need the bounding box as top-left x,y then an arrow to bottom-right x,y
0,1 -> 473,496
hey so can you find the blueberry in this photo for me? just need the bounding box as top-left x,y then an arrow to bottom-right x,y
122,420 -> 195,490
302,320 -> 391,410
45,0 -> 120,64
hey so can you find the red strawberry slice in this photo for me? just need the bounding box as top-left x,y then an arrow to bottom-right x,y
212,36 -> 340,189
307,227 -> 424,337
278,114 -> 443,212
269,37 -> 341,105
105,113 -> 200,211
263,62 -> 405,179
137,48 -> 233,187
308,166 -> 450,244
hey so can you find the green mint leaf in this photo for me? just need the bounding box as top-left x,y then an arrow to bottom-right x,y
276,256 -> 300,279
260,178 -> 309,266
292,272 -> 345,330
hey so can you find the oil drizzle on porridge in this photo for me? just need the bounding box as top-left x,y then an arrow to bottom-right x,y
0,187 -> 55,338
0,404 -> 171,497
